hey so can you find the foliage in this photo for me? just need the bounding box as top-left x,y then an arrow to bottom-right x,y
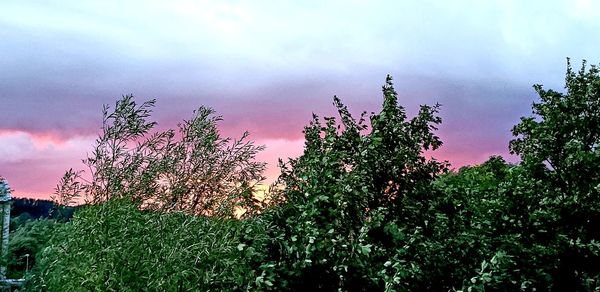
27,95 -> 270,290
5,219 -> 57,279
505,59 -> 600,290
29,199 -> 276,291
10,198 -> 75,225
431,156 -> 514,289
54,95 -> 266,217
6,199 -> 74,281
510,59 -> 600,184
263,75 -> 448,290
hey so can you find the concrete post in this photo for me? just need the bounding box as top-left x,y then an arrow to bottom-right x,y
0,179 -> 11,280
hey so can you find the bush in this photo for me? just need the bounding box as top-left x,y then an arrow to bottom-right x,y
30,199 -> 276,291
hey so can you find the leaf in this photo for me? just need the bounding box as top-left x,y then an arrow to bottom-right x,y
360,244 -> 372,255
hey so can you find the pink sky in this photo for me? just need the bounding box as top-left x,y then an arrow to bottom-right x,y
1,1 -> 599,199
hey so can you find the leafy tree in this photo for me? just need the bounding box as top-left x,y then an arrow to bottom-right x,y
431,156 -> 513,288
29,63 -> 600,291
510,59 -> 600,197
54,95 -> 266,217
264,76 -> 448,290
508,60 -> 600,290
30,95 -> 273,290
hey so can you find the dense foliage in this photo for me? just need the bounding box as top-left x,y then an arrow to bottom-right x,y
7,60 -> 600,291
5,219 -> 57,280
507,59 -> 600,290
261,76 -> 448,290
30,200 -> 276,291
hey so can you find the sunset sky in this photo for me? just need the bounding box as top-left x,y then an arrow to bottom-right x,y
1,0 -> 599,199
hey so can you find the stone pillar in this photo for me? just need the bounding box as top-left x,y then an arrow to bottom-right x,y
0,179 -> 11,280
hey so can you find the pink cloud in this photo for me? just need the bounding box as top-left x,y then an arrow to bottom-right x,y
0,129 -> 94,198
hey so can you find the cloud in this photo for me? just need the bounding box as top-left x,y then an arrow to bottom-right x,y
0,130 -> 94,197
1,0 -> 599,197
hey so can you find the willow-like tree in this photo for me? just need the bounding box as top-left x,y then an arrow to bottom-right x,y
55,96 -> 266,217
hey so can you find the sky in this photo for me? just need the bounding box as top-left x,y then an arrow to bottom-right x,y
1,0 -> 599,199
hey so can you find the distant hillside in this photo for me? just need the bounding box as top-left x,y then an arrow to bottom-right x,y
11,197 -> 75,222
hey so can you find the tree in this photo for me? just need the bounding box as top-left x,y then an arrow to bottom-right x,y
32,65 -> 600,290
510,59 -> 600,197
508,59 -> 600,289
31,96 -> 275,290
54,95 -> 266,217
265,76 -> 448,290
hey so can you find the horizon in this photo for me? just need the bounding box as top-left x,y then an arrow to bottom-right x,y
1,0 -> 599,199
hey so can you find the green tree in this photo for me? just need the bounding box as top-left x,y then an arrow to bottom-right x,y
510,59 -> 600,197
432,156 -> 514,289
503,59 -> 600,290
31,96 -> 274,290
265,76 -> 448,290
54,95 -> 266,217
31,64 -> 600,291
